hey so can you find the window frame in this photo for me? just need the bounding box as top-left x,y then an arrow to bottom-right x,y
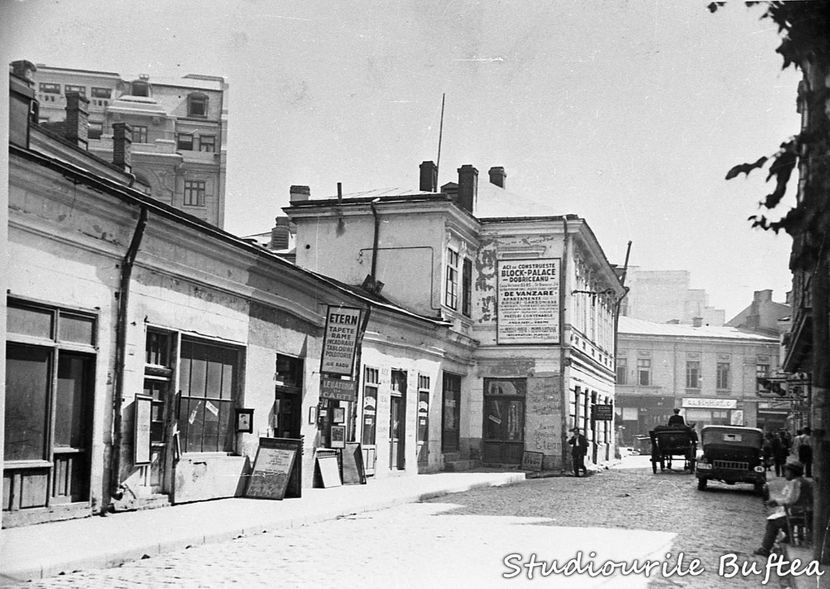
39,82 -> 60,94
198,135 -> 216,153
132,125 -> 148,144
685,360 -> 701,389
90,87 -> 112,99
184,180 -> 206,207
64,84 -> 86,96
637,358 -> 651,386
444,248 -> 459,310
188,93 -> 208,118
616,357 -> 627,385
716,362 -> 730,391
361,366 -> 379,446
176,133 -> 194,151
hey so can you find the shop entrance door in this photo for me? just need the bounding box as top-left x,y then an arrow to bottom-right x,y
481,378 -> 526,465
389,370 -> 407,470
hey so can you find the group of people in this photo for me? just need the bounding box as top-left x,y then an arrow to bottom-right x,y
762,427 -> 813,478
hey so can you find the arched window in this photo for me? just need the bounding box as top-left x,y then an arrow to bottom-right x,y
188,93 -> 208,118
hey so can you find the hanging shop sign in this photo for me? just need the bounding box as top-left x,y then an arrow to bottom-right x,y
321,306 -> 362,375
320,375 -> 357,402
497,259 -> 560,344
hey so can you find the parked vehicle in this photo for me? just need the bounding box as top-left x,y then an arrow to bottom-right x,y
695,425 -> 766,494
649,425 -> 697,473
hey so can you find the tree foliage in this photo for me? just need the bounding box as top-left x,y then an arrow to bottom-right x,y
712,1 -> 830,270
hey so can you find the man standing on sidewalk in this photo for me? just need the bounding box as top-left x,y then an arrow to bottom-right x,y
794,427 -> 813,478
568,427 -> 589,477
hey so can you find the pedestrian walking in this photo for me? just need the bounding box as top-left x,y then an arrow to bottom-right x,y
795,427 -> 813,478
771,432 -> 787,477
568,427 -> 589,477
762,433 -> 773,472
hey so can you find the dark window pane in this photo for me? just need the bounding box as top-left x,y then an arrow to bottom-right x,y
58,313 -> 95,345
5,345 -> 50,460
8,305 -> 53,339
55,353 -> 93,448
206,359 -> 222,399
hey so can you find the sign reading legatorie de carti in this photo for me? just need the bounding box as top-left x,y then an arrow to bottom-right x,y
497,259 -> 560,344
321,306 -> 362,375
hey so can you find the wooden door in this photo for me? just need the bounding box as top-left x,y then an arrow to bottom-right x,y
389,370 -> 407,470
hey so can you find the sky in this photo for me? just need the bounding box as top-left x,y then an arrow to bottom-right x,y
2,0 -> 802,319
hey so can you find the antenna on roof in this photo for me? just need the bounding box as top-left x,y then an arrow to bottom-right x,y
436,93 -> 446,178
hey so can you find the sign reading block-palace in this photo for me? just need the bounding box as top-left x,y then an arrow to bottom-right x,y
497,259 -> 560,345
321,306 -> 362,375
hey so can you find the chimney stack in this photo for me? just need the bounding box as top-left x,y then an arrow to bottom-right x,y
457,164 -> 478,213
488,166 -> 506,189
419,161 -> 438,192
112,122 -> 133,173
692,317 -> 703,328
290,185 -> 310,203
64,92 -> 89,149
270,217 -> 291,250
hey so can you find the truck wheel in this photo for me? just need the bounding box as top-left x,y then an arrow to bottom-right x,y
697,478 -> 707,491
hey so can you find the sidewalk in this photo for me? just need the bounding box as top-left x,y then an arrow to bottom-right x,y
0,471 -> 525,586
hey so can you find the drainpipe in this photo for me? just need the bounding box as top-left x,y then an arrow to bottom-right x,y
560,217 -> 570,471
370,198 -> 381,284
110,205 -> 149,502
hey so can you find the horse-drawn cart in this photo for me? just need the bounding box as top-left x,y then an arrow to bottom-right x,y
649,425 -> 698,473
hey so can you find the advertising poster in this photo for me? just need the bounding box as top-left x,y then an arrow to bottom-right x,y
321,306 -> 362,375
497,259 -> 560,344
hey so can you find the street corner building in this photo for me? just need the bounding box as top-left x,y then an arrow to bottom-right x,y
3,61 -> 623,529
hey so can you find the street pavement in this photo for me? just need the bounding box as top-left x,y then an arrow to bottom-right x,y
3,454 -> 823,588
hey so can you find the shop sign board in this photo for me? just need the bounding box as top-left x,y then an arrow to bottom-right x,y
592,404 -> 614,421
320,376 -> 357,402
497,259 -> 560,344
682,397 -> 737,409
321,306 -> 362,375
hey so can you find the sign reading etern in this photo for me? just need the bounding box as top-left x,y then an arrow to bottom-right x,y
320,306 -> 362,375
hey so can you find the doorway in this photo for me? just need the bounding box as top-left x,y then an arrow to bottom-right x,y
389,370 -> 407,470
482,378 -> 526,465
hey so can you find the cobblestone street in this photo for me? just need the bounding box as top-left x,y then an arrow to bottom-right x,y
11,459 -> 792,589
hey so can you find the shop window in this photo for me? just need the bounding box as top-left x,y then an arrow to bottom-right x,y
178,338 -> 240,453
616,357 -> 627,385
177,133 -> 194,151
445,248 -> 459,310
4,300 -> 96,510
685,361 -> 701,389
144,330 -> 174,446
461,258 -> 472,317
417,374 -> 430,444
637,358 -> 651,386
442,373 -> 461,452
361,367 -> 379,446
188,93 -> 208,118
184,180 -> 206,206
198,135 -> 216,152
717,362 -> 730,391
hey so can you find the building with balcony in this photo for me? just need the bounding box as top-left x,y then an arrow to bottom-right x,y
21,61 -> 228,228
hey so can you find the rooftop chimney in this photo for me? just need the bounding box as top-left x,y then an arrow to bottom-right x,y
419,161 -> 438,192
457,164 -> 478,213
488,166 -> 506,189
64,92 -> 89,149
692,317 -> 703,328
290,185 -> 310,203
112,122 -> 133,172
270,217 -> 291,250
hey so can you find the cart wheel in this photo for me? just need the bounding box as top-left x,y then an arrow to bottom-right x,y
697,477 -> 707,491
